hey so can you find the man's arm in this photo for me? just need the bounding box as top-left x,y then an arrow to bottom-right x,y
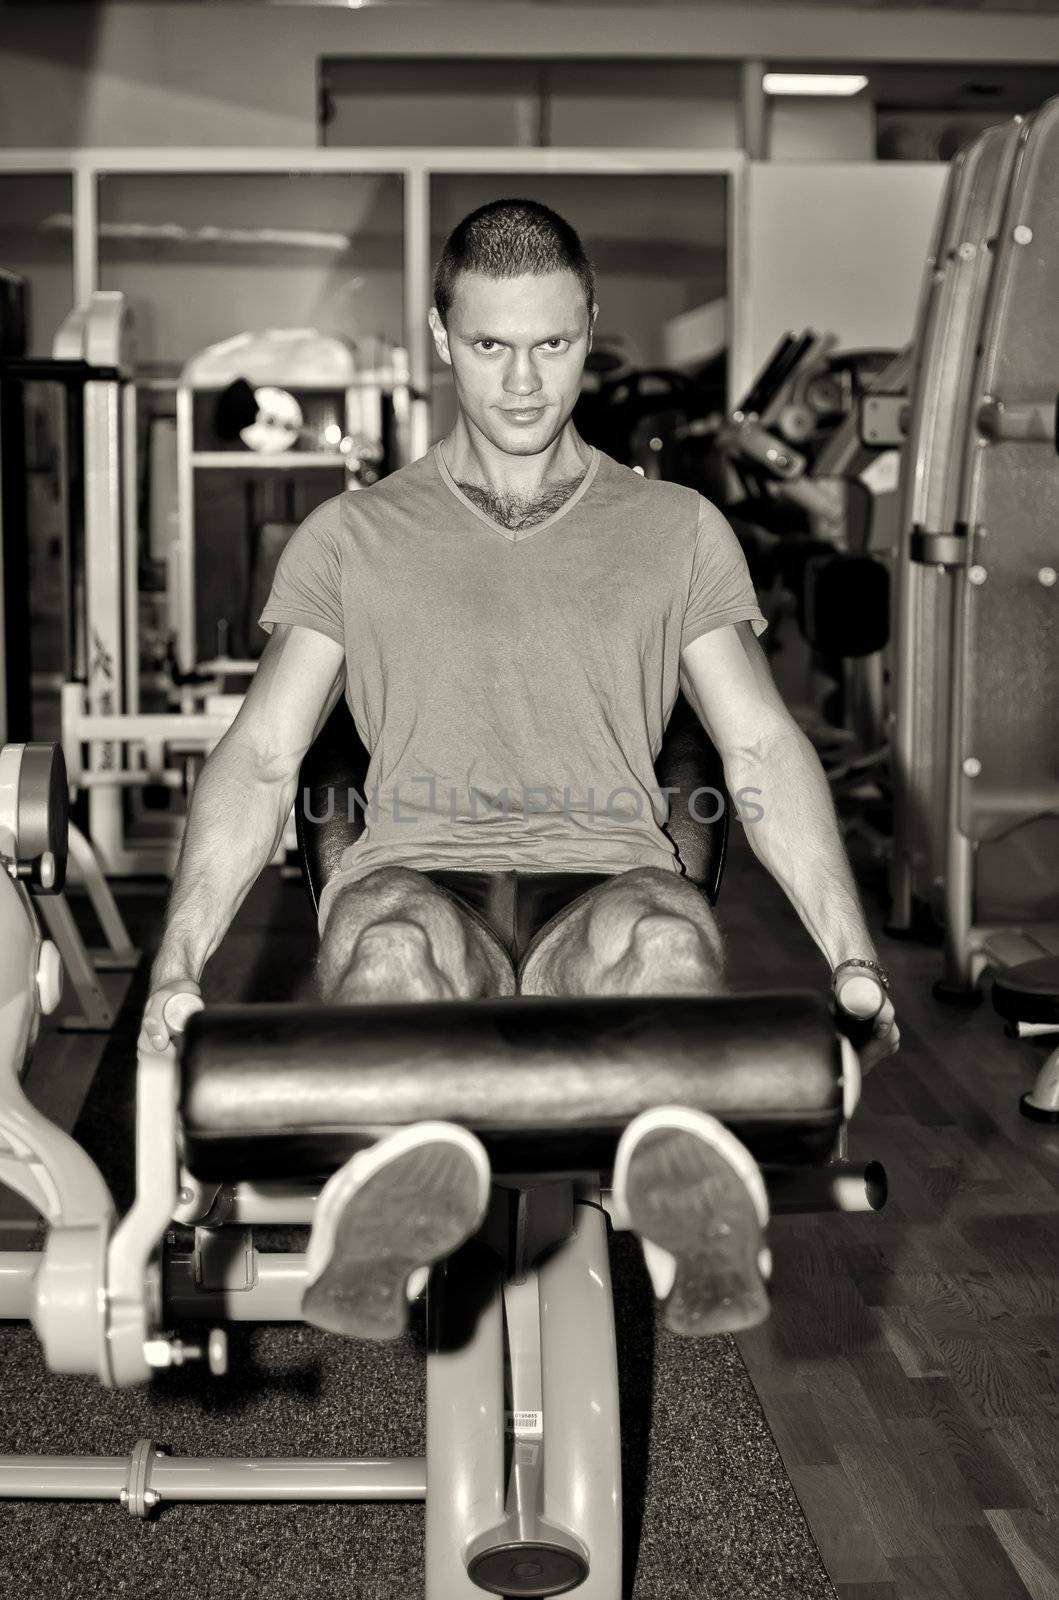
143,623 -> 346,1042
679,621 -> 887,985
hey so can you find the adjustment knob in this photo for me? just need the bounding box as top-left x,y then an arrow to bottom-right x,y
208,1328 -> 229,1377
36,940 -> 63,1016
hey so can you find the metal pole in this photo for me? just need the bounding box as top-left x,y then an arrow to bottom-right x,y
403,162 -> 432,460
73,162 -> 97,306
740,60 -> 768,160
735,62 -> 766,406
536,1189 -> 622,1598
0,1452 -> 426,1505
726,156 -> 750,406
164,1251 -> 308,1322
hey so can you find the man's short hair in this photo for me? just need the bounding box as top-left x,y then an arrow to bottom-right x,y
433,198 -> 596,324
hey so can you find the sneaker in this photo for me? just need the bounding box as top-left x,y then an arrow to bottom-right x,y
612,1106 -> 771,1338
301,1122 -> 492,1341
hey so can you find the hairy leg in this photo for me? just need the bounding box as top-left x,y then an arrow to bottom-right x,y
519,865 -> 727,998
318,865 -> 516,1003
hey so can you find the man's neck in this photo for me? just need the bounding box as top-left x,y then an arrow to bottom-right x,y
441,417 -> 592,504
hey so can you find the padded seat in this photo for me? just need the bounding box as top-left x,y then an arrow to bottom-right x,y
991,955 -> 1059,1027
179,991 -> 844,1181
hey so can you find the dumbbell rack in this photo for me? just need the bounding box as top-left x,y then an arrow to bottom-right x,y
173,344 -> 414,685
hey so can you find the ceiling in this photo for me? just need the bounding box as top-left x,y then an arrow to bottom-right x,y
12,0 -> 1059,10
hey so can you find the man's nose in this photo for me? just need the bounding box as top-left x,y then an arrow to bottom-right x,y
503,352 -> 543,396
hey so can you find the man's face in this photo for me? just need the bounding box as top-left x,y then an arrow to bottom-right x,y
430,269 -> 596,456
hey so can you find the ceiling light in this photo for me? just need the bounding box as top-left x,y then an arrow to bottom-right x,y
763,74 -> 869,98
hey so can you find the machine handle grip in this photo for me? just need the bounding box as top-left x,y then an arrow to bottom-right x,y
161,990 -> 205,1033
832,970 -> 886,1053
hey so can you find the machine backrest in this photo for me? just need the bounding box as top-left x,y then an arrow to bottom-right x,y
296,694 -> 730,918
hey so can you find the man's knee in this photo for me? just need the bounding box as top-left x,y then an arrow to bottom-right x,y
627,910 -> 726,986
586,869 -> 722,950
317,868 -> 508,1003
319,871 -> 439,993
580,870 -> 727,993
323,868 -> 450,946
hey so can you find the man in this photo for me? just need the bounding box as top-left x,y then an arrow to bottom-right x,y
142,200 -> 898,1344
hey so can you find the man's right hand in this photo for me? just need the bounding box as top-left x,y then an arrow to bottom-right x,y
139,979 -> 204,1052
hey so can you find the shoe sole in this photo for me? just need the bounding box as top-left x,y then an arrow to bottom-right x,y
302,1125 -> 490,1341
617,1108 -> 770,1339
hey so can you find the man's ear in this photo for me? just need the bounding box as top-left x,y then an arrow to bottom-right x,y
428,307 -> 452,368
588,301 -> 599,350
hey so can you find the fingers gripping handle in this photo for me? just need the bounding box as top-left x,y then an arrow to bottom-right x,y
832,970 -> 885,1053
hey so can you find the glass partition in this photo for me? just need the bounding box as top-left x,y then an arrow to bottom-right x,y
0,174 -> 76,736
96,170 -> 405,687
97,170 -> 405,371
0,173 -> 75,356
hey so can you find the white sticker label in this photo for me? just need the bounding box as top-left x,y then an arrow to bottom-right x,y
506,1409 -> 544,1437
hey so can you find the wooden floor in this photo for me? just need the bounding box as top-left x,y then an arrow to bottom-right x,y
723,829 -> 1059,1600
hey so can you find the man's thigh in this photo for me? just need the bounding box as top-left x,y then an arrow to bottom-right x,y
318,864 -> 517,999
517,864 -> 726,997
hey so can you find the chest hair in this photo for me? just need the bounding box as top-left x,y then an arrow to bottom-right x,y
456,471 -> 586,532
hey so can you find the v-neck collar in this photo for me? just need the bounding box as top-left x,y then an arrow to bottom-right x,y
433,442 -> 599,544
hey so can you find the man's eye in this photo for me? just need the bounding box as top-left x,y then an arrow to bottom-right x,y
476,340 -> 498,352
542,339 -> 569,352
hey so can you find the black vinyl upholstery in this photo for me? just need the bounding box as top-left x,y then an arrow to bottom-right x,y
991,955 -> 1059,1026
179,991 -> 843,1180
295,693 -> 730,917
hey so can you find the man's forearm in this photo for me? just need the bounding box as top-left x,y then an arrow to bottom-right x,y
727,725 -> 878,971
151,734 -> 294,986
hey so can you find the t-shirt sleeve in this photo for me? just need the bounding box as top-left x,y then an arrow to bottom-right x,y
680,496 -> 768,651
258,497 -> 344,648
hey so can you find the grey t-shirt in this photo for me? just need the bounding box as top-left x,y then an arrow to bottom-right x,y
259,444 -> 766,887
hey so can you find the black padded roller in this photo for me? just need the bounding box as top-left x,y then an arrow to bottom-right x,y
992,956 -> 1059,1027
179,990 -> 843,1181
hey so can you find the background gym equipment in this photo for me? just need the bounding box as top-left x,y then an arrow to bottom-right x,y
2,297 -> 417,878
573,363 -> 726,474
887,97 -> 1059,1120
175,328 -> 413,684
653,332 -> 904,866
0,741 -> 135,1036
0,707 -> 885,1598
992,960 -> 1059,1125
0,316 -> 142,1020
888,117 -> 1025,947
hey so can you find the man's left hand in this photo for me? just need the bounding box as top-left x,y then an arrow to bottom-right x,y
834,970 -> 900,1072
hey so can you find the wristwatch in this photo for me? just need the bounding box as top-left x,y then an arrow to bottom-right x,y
832,958 -> 891,997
